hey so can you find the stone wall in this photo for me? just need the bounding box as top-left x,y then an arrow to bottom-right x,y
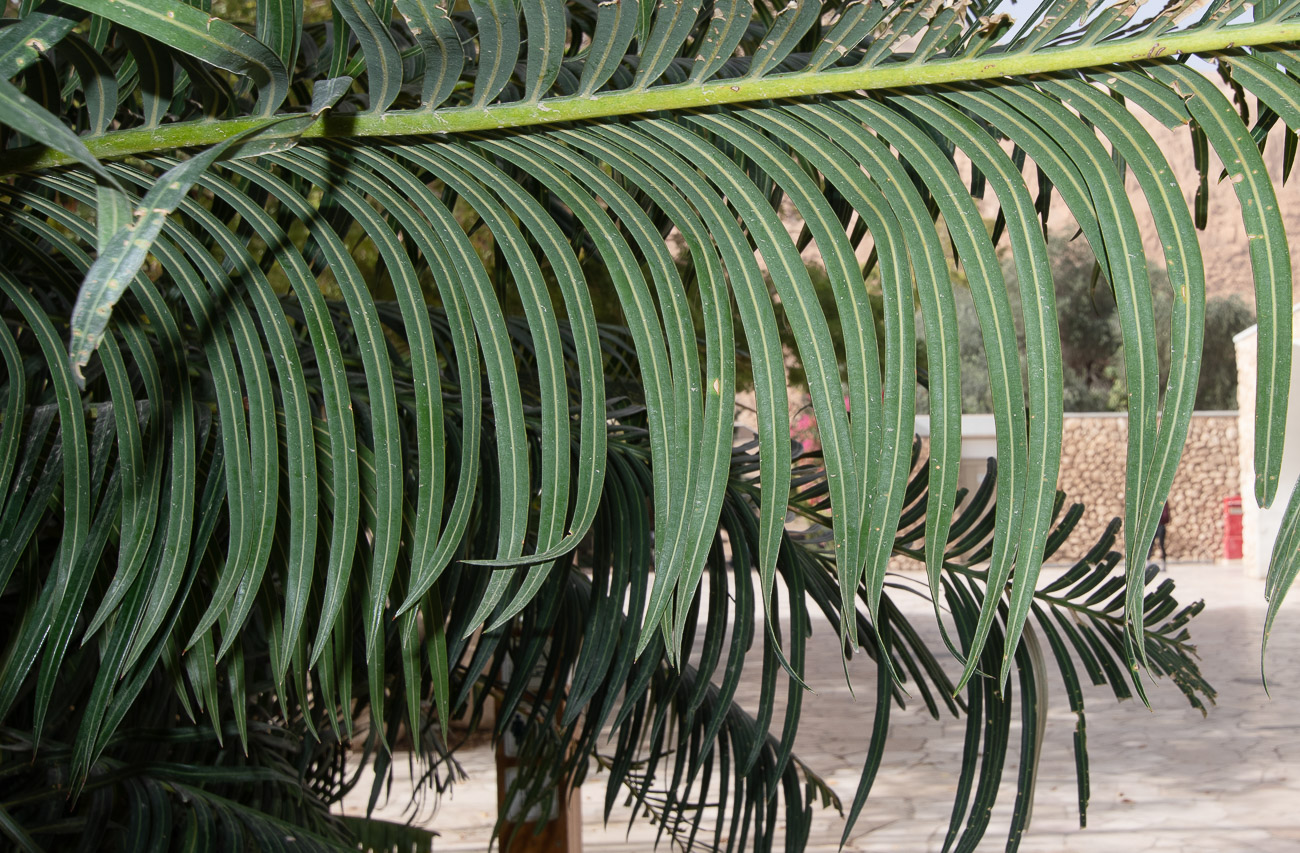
1051,413 -> 1240,563
740,391 -> 1240,563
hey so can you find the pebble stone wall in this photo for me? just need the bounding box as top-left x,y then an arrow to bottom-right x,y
1048,412 -> 1240,563
744,391 -> 1240,563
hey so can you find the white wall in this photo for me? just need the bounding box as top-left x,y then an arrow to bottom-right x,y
1235,306 -> 1300,578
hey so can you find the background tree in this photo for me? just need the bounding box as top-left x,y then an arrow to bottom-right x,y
953,235 -> 1256,413
1198,295 -> 1257,409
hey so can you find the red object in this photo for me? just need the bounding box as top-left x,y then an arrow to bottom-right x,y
1223,496 -> 1244,560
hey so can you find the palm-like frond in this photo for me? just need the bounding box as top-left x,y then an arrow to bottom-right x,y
0,308 -> 1213,851
0,0 -> 1284,848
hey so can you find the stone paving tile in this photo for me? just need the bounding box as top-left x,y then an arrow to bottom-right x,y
339,563 -> 1300,850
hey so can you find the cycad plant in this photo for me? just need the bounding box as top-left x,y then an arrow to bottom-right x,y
0,0 -> 1295,849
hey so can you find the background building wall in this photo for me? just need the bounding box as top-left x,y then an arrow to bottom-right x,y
1234,309 -> 1300,579
1236,328 -> 1261,577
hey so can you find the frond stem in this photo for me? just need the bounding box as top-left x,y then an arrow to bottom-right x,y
2,21 -> 1297,174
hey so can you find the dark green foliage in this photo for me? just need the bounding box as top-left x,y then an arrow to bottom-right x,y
0,289 -> 1212,851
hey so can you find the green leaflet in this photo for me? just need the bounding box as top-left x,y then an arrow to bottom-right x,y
376,142 -> 530,635
641,117 -> 861,658
0,402 -> 59,596
806,0 -> 885,72
167,176 -> 315,680
687,0 -> 753,83
1008,0 -> 1092,52
839,604 -> 893,845
59,0 -> 289,115
862,0 -> 936,65
0,7 -> 76,80
119,30 -> 172,128
400,144 -> 570,631
1228,50 -> 1300,678
1038,74 -> 1206,675
845,96 -> 1029,678
181,164 -> 332,679
589,121 -> 790,673
513,131 -> 702,660
1264,472 -> 1300,676
0,803 -> 41,853
436,138 -> 605,575
468,0 -> 519,107
115,316 -> 193,674
558,133 -> 741,663
256,0 -> 303,73
67,335 -> 158,645
0,269 -> 91,723
1008,623 -> 1049,847
963,82 -> 1141,674
213,158 -> 360,669
744,0 -> 821,78
698,108 -> 895,655
66,78 -> 348,386
260,149 -> 408,690
632,0 -> 702,89
332,0 -> 402,112
578,0 -> 638,96
10,174 -> 201,680
1150,63 -> 1292,510
587,119 -> 735,659
276,146 -> 437,687
367,144 -> 484,614
94,182 -> 131,253
1026,82 -> 1150,672
521,0 -> 565,100
896,91 -> 1063,690
394,0 -> 464,108
59,32 -> 119,135
0,315 -> 25,514
129,221 -> 272,663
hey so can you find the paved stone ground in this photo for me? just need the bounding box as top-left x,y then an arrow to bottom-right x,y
338,562 -> 1300,850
